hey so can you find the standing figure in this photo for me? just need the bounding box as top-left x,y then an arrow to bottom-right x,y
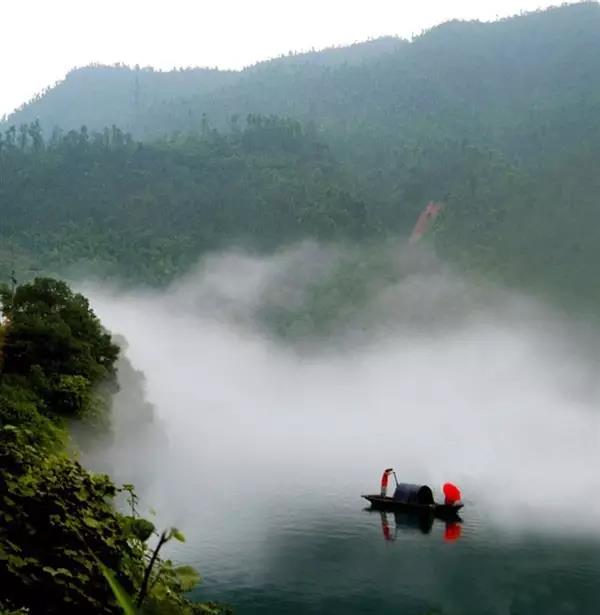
380,468 -> 394,497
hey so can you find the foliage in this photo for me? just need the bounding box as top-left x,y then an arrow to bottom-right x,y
0,278 -> 118,421
0,381 -> 65,450
0,279 -> 225,614
95,524 -> 231,615
0,425 -> 138,614
0,425 -> 222,614
97,561 -> 138,615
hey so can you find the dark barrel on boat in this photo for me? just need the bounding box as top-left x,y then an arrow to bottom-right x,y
392,483 -> 434,505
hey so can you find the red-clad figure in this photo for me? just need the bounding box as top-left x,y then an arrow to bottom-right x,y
380,468 -> 394,497
443,482 -> 462,505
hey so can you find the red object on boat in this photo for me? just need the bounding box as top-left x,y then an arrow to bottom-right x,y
409,201 -> 444,244
380,468 -> 394,496
444,522 -> 462,542
443,482 -> 461,505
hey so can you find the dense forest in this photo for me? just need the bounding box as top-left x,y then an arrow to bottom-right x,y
2,3 -> 600,312
0,117 -> 371,284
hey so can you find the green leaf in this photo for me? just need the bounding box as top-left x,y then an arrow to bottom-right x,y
83,516 -> 100,528
42,565 -> 72,578
171,528 -> 186,543
129,518 -> 155,542
8,555 -> 27,569
173,565 -> 201,592
97,561 -> 137,615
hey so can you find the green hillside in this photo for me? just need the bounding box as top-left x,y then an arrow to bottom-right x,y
2,3 -> 600,310
3,37 -> 402,137
6,3 -> 599,156
0,118 -> 371,284
4,65 -> 237,138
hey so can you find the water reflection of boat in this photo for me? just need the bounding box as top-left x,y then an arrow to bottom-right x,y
373,510 -> 463,542
362,494 -> 463,520
388,510 -> 434,534
362,474 -> 463,521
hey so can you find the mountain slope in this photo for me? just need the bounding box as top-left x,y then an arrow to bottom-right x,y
158,2 -> 600,158
5,65 -> 239,137
3,37 -> 403,136
6,2 -> 600,159
2,3 -> 600,312
0,118 -> 372,284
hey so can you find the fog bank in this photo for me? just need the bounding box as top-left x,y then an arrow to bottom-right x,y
82,243 -> 600,534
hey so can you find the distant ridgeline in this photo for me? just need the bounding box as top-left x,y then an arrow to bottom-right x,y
2,2 -> 600,309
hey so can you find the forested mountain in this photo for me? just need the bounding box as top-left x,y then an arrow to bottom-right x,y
0,118 -> 371,284
145,2 -> 600,153
4,65 -> 238,138
253,36 -> 405,68
6,2 -> 599,154
2,3 -> 600,311
3,37 -> 402,137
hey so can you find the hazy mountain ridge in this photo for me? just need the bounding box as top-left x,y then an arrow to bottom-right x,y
2,3 -> 600,311
6,2 -> 600,151
4,64 -> 239,137
250,36 -> 406,68
3,37 -> 404,135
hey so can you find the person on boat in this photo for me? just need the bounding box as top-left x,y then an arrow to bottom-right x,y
380,468 -> 394,497
443,482 -> 462,506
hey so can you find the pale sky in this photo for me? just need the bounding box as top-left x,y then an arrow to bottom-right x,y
1,0 -> 560,117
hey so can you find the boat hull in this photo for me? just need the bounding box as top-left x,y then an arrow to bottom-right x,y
362,495 -> 463,519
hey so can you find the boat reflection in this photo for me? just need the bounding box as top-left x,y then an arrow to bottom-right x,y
369,510 -> 463,542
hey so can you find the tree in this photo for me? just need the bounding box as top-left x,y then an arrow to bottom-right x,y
0,278 -> 118,418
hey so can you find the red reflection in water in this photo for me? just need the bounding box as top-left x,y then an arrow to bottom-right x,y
380,512 -> 395,541
444,522 -> 462,542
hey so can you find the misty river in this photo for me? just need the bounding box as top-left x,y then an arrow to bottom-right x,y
84,246 -> 600,615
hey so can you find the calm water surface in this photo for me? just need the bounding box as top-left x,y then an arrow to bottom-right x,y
89,286 -> 600,615
171,486 -> 600,614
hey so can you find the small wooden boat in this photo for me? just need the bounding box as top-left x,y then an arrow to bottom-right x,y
362,477 -> 463,521
362,494 -> 463,520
